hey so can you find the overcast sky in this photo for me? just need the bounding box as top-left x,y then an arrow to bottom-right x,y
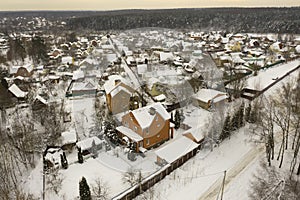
1,0 -> 299,11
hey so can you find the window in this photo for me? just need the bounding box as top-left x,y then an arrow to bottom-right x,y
134,126 -> 138,131
145,128 -> 149,135
155,116 -> 158,121
146,139 -> 150,145
157,134 -> 160,138
157,123 -> 161,128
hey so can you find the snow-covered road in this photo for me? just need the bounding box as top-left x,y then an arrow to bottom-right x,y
199,143 -> 265,200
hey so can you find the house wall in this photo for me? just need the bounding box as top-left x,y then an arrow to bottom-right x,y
111,90 -> 131,114
122,112 -> 170,150
72,89 -> 96,97
192,98 -> 209,110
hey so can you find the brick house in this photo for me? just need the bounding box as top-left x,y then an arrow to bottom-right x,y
116,103 -> 174,152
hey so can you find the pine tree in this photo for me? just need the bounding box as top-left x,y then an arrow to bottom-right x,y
170,112 -> 174,123
174,110 -> 181,129
219,114 -> 231,141
238,102 -> 245,128
245,104 -> 251,122
63,152 -> 68,169
79,177 -> 92,200
78,147 -> 84,164
231,111 -> 239,131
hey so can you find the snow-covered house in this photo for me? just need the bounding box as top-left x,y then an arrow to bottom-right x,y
103,75 -> 135,114
182,125 -> 206,144
192,89 -> 228,110
116,103 -> 173,153
70,79 -> 97,97
61,129 -> 77,151
76,136 -> 102,155
155,136 -> 199,165
9,64 -> 34,77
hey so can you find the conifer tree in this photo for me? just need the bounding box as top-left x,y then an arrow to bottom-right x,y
174,110 -> 181,129
245,103 -> 251,122
219,114 -> 231,141
78,147 -> 84,164
79,177 -> 92,200
63,152 -> 68,169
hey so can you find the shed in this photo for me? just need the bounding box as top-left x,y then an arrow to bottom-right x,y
155,137 -> 199,165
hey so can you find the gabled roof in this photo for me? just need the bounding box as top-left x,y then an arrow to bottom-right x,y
193,89 -> 227,103
116,126 -> 143,142
103,75 -> 131,94
155,137 -> 199,164
130,103 -> 170,129
71,80 -> 97,91
61,129 -> 77,145
183,125 -> 206,143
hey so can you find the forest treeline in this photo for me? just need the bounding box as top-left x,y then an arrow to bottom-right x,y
0,7 -> 299,33
66,7 -> 300,33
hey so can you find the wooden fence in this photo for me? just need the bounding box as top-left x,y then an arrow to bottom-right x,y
112,146 -> 200,200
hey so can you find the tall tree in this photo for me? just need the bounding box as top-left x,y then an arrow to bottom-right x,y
219,114 -> 231,141
78,148 -> 84,164
79,177 -> 92,200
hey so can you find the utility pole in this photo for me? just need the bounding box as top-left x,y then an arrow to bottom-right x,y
220,170 -> 227,200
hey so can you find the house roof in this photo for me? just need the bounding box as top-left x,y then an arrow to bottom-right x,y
159,52 -> 174,62
116,126 -> 143,142
103,75 -> 131,94
183,125 -> 206,143
193,89 -> 227,103
10,64 -> 33,75
155,137 -> 199,164
72,70 -> 85,80
8,84 -> 27,98
76,136 -> 102,151
131,102 -> 170,129
110,85 -> 131,98
71,80 -> 97,91
61,129 -> 77,145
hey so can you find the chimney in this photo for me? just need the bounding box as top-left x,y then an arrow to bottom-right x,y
149,107 -> 156,115
115,79 -> 121,85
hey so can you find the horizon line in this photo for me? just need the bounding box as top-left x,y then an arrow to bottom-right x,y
0,6 -> 299,12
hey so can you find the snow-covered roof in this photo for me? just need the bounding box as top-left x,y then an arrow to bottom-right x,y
76,136 -> 102,151
71,80 -> 97,91
35,95 -> 48,105
193,89 -> 227,103
183,125 -> 206,143
110,85 -> 131,98
116,126 -> 143,142
155,137 -> 199,164
61,56 -> 73,64
8,84 -> 27,98
153,94 -> 166,102
137,64 -> 147,75
72,70 -> 85,80
103,75 -> 131,94
61,129 -> 77,145
159,52 -> 174,62
131,102 -> 170,129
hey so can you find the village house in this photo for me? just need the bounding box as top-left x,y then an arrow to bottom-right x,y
70,79 -> 97,97
192,89 -> 228,110
116,103 -> 174,153
9,64 -> 34,77
104,75 -> 135,114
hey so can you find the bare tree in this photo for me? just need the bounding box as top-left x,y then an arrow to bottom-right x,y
91,178 -> 109,200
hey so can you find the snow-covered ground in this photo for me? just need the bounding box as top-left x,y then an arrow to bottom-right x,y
246,59 -> 299,91
137,125 -> 261,200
